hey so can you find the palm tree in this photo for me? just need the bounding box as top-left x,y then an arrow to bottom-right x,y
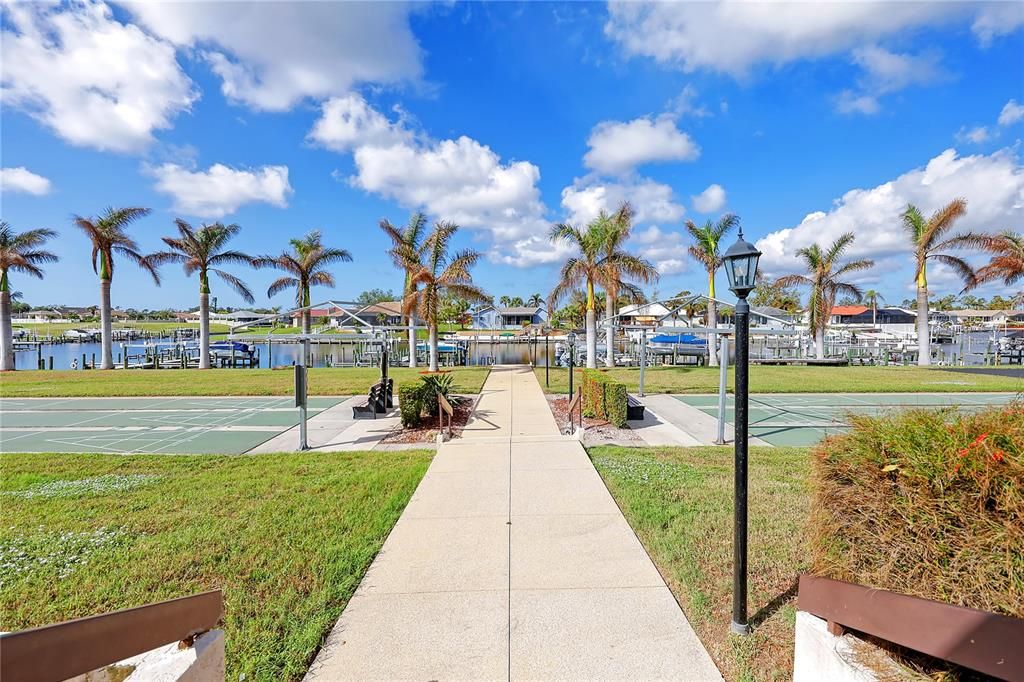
499,295 -> 512,307
686,214 -> 739,366
0,222 -> 58,371
73,207 -> 159,369
902,200 -> 979,366
400,221 -> 489,371
527,292 -> 543,307
509,296 -> 524,307
380,213 -> 428,368
862,289 -> 885,326
777,233 -> 874,359
148,220 -> 257,369
599,203 -> 658,367
259,230 -> 352,333
959,231 -> 1024,289
549,221 -> 604,368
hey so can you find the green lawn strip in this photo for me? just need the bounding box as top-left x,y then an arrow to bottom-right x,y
0,367 -> 491,398
590,445 -> 810,682
0,451 -> 432,680
538,365 -> 1022,394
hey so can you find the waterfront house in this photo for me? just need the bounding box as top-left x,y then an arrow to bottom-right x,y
751,306 -> 801,329
617,302 -> 690,328
469,304 -> 499,329
942,309 -> 1024,328
497,306 -> 546,328
15,309 -> 64,323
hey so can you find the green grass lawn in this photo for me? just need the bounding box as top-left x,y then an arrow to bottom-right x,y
0,366 -> 490,397
590,445 -> 810,682
537,365 -> 1022,394
0,451 -> 432,681
14,321 -> 231,335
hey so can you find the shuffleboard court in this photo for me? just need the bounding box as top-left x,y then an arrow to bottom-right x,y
676,392 -> 1016,446
0,397 -> 346,454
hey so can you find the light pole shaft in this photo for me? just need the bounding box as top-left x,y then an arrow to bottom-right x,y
732,298 -> 750,634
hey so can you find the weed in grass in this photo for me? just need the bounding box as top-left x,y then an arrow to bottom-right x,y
0,527 -> 133,582
3,474 -> 161,499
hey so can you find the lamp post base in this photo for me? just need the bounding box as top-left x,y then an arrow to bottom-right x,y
730,621 -> 751,636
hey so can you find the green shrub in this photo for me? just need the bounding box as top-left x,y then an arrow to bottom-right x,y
398,382 -> 423,427
419,372 -> 455,417
810,401 -> 1023,617
581,369 -> 629,427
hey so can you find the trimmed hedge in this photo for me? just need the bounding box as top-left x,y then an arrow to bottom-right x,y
398,382 -> 423,427
581,369 -> 629,427
810,401 -> 1023,618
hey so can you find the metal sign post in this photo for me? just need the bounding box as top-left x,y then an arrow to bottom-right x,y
295,338 -> 310,450
716,336 -> 729,445
639,327 -> 647,397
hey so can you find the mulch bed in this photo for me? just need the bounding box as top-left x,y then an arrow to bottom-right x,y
546,395 -> 642,444
381,396 -> 477,444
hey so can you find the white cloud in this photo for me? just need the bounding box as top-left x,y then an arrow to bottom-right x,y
561,177 -> 686,226
149,163 -> 292,218
956,126 -> 990,144
0,167 -> 52,195
755,148 -> 1024,285
630,225 -> 689,275
583,115 -> 699,175
667,84 -> 710,118
315,94 -> 551,265
837,46 -> 947,115
125,2 -> 423,111
308,94 -> 415,152
999,99 -> 1024,127
1,1 -> 196,153
605,2 -> 1010,76
692,184 -> 727,213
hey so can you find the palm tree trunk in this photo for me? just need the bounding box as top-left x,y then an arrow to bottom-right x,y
585,306 -> 597,369
916,286 -> 930,366
0,289 -> 14,371
872,302 -> 877,327
428,322 -> 439,372
604,293 -> 614,368
199,292 -> 211,370
301,309 -> 311,335
815,327 -> 825,359
100,278 -> 114,369
408,318 -> 417,368
707,300 -> 719,367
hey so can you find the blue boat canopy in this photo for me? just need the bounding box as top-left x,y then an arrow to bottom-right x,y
650,333 -> 704,345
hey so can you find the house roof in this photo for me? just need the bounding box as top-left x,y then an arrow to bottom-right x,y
830,305 -> 868,316
944,309 -> 1024,318
359,301 -> 403,316
27,309 -> 61,317
619,302 -> 673,317
498,306 -> 543,315
222,310 -> 261,319
751,305 -> 794,317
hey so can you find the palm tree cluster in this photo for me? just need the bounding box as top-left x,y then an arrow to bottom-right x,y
548,202 -> 659,369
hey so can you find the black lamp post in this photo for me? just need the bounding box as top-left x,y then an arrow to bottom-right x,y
722,228 -> 762,636
567,331 -> 577,397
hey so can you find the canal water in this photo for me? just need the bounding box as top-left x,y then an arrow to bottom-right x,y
12,339 -> 561,370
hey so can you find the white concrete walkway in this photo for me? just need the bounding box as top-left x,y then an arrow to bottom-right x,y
305,365 -> 721,681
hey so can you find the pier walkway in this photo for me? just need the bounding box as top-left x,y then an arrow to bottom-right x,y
305,365 -> 721,681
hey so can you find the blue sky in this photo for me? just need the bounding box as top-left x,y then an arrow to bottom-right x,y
1,1 -> 1022,311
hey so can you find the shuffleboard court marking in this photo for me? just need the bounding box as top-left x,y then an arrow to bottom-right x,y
0,396 -> 347,454
673,392 -> 1015,446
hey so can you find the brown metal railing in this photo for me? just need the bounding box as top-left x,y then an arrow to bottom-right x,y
798,574 -> 1023,681
0,589 -> 223,682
